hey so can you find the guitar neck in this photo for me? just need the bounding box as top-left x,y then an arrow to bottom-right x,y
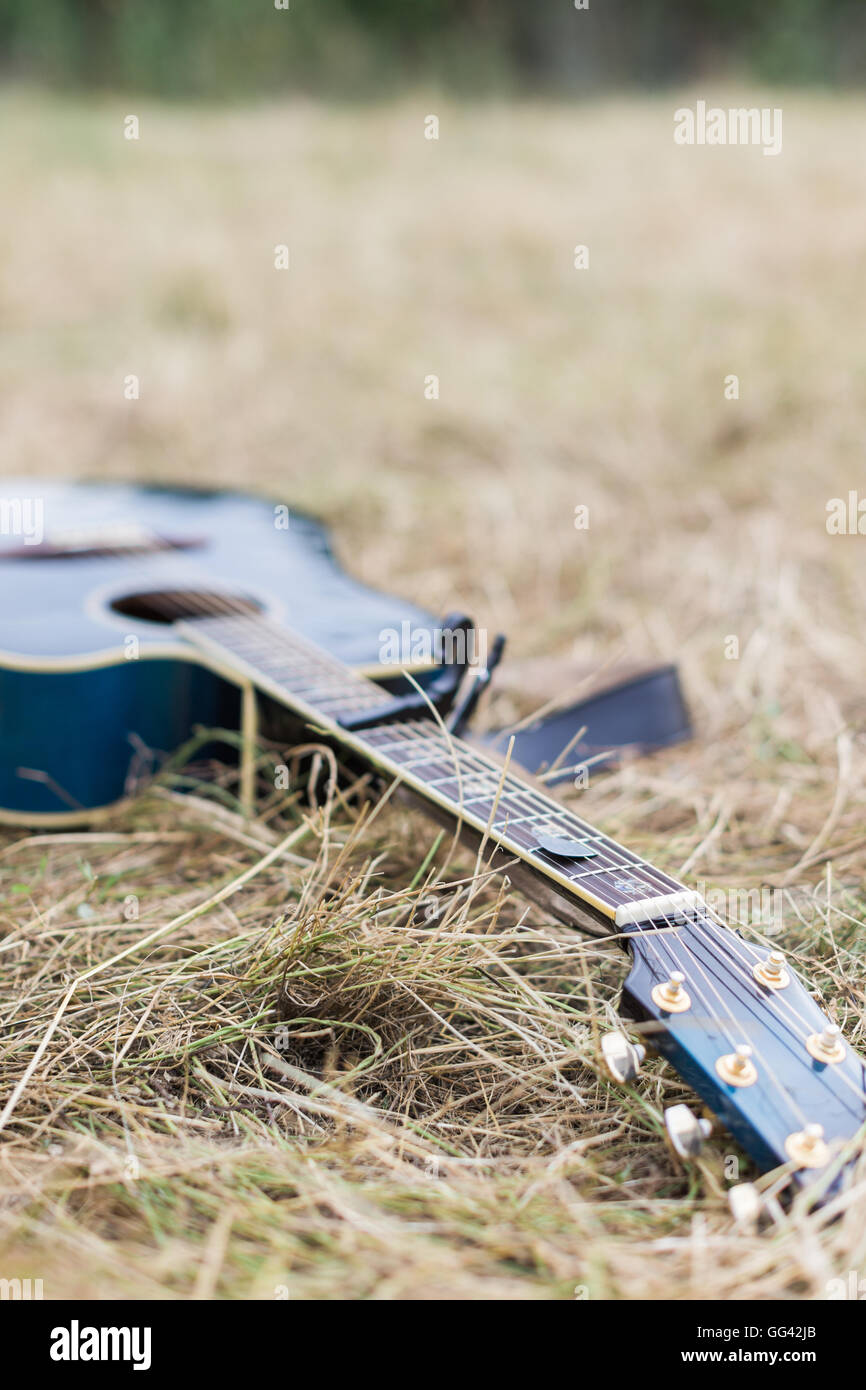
180,613 -> 701,934
177,612 -> 866,1194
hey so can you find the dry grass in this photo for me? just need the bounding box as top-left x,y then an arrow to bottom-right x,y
2,85 -> 866,1299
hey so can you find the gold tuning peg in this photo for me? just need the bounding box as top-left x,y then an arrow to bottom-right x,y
652,970 -> 692,1012
806,1023 -> 845,1065
785,1122 -> 831,1168
753,949 -> 790,990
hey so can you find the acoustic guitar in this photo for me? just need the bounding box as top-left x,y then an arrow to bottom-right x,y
2,479 -> 864,1214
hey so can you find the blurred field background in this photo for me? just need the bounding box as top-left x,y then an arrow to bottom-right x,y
2,2 -> 866,1300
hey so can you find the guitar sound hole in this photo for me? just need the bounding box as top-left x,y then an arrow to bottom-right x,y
109,589 -> 264,625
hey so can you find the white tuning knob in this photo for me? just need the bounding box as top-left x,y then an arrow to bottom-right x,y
727,1182 -> 764,1228
600,1030 -> 646,1083
664,1103 -> 713,1159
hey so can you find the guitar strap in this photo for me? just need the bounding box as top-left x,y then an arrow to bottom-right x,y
473,663 -> 692,783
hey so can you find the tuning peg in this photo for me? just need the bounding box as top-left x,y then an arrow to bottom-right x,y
652,971 -> 692,1013
785,1122 -> 831,1169
664,1103 -> 713,1159
600,1030 -> 646,1083
716,1043 -> 758,1087
753,949 -> 790,990
806,1023 -> 846,1065
727,1182 -> 764,1229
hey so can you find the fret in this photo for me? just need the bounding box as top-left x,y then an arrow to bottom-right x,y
389,754 -> 448,772
360,718 -> 686,901
180,614 -> 702,929
424,772 -> 492,793
485,810 -> 550,829
368,730 -> 607,835
299,691 -> 381,710
188,615 -> 387,714
360,733 -> 446,759
357,721 -> 689,911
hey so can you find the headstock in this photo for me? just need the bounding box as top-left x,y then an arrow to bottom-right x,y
618,910 -> 866,1186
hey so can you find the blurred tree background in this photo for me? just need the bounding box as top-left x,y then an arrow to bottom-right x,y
0,0 -> 863,98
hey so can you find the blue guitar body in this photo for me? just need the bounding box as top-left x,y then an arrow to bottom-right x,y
0,480 -> 438,822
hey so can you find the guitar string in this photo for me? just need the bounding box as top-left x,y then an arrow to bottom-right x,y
82,562 -> 866,1128
354,717 -> 687,897
356,722 -> 705,969
378,713 -> 863,1102
660,879 -> 863,1079
681,906 -> 866,1110
78,551 -> 857,1116
340,716 -> 861,1097
343,718 -> 776,1075
329,697 -> 760,1071
353,718 -> 686,925
195,605 -> 862,1120
85,569 -> 843,936
652,904 -> 816,1127
359,721 -> 645,855
144,591 -> 682,905
644,884 -> 866,1123
273,638 -> 857,1121
109,582 -> 758,1067
680,903 -> 864,1124
114,585 -> 850,1054
622,897 -> 801,1110
153,586 -> 690,902
689,910 -> 827,1040
363,722 -> 731,1012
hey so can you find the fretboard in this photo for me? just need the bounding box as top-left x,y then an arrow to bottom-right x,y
182,613 -> 388,721
180,614 -> 701,930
